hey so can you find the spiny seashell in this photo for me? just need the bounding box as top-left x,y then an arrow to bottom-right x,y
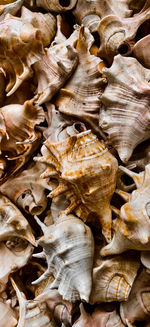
56,26 -> 107,136
120,268 -> 150,325
0,14 -> 44,96
0,301 -> 17,327
0,0 -> 23,21
90,252 -> 140,304
97,5 -> 150,64
72,303 -> 125,327
0,100 -> 44,180
36,0 -> 78,12
33,214 -> 94,303
21,6 -> 56,47
36,130 -> 118,242
0,161 -> 51,215
11,278 -> 56,327
33,28 -> 79,105
101,164 -> 150,256
99,55 -> 150,163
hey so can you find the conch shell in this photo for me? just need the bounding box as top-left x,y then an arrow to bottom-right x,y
36,130 -> 118,242
36,0 -> 78,12
101,164 -> 150,256
0,161 -> 51,215
100,55 -> 150,163
33,29 -> 79,105
33,214 -> 94,303
0,13 -> 44,96
56,26 -> 107,135
0,0 -> 23,21
90,252 -> 140,303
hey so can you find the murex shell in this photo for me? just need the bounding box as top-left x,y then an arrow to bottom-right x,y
100,55 -> 150,163
36,129 -> 118,242
33,214 -> 94,303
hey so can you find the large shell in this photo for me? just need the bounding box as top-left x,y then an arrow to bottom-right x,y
90,253 -> 140,304
21,6 -> 56,47
56,26 -> 107,135
0,14 -> 44,96
36,130 -> 118,242
100,55 -> 150,163
33,29 -> 79,105
33,214 -> 94,303
0,0 -> 23,21
120,268 -> 150,325
101,164 -> 150,256
0,161 -> 51,215
36,0 -> 78,12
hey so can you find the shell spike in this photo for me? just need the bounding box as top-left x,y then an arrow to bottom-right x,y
115,189 -> 130,202
32,251 -> 46,259
32,270 -> 50,285
119,166 -> 144,188
34,215 -> 47,233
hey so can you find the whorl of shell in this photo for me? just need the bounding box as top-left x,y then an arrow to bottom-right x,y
90,253 -> 140,304
36,0 -> 78,12
21,6 -> 56,47
56,26 -> 107,135
0,0 -> 23,21
100,55 -> 150,163
0,301 -> 17,327
0,13 -> 44,96
36,130 -> 118,242
33,214 -> 94,303
0,161 -> 51,215
33,29 -> 79,105
101,164 -> 150,256
120,268 -> 150,325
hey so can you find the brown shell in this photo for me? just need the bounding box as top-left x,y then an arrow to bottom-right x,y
36,0 -> 78,12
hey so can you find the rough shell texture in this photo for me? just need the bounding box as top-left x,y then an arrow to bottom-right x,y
0,301 -> 17,327
0,0 -> 23,21
36,0 -> 78,12
100,55 -> 150,163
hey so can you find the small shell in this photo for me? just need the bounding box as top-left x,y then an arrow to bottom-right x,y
56,26 -> 106,135
36,0 -> 78,12
0,0 -> 23,21
21,6 -> 56,47
33,214 -> 94,303
36,130 -> 118,242
90,253 -> 140,303
100,55 -> 150,163
0,161 -> 51,215
0,301 -> 17,327
33,29 -> 79,105
120,268 -> 150,325
101,164 -> 150,256
0,14 -> 44,96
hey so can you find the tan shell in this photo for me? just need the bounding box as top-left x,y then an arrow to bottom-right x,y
0,13 -> 44,96
133,35 -> 150,69
0,161 -> 51,215
0,301 -> 17,327
36,130 -> 118,242
33,29 -> 79,105
100,55 -> 150,163
120,268 -> 150,325
0,0 -> 23,21
56,26 -> 107,135
90,253 -> 140,304
36,0 -> 78,12
33,214 -> 94,303
21,6 -> 56,47
101,164 -> 150,256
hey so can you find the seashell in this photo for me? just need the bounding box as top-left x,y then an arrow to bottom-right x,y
0,301 -> 17,327
90,252 -> 140,304
33,29 -> 79,105
0,100 -> 44,181
99,55 -> 150,163
120,268 -> 150,325
21,6 -> 56,47
51,15 -> 67,46
36,130 -> 118,242
72,303 -> 125,327
0,161 -> 52,215
97,5 -> 150,64
0,14 -> 44,96
101,164 -> 150,256
0,0 -> 23,21
56,26 -> 107,136
141,251 -> 150,269
36,0 -> 78,12
32,214 -> 94,303
0,195 -> 36,288
133,35 -> 150,69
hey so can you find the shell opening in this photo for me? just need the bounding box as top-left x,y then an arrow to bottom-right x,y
118,43 -> 130,55
136,19 -> 150,43
59,0 -> 70,7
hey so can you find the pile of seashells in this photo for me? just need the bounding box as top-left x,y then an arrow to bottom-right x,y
1,0 -> 150,326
